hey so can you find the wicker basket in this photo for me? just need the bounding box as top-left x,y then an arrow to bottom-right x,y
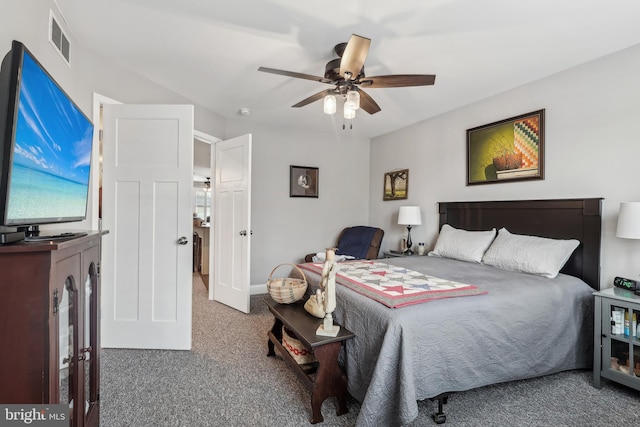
282,326 -> 315,364
267,263 -> 308,304
492,152 -> 522,171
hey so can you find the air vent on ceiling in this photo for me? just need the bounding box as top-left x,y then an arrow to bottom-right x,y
49,11 -> 70,64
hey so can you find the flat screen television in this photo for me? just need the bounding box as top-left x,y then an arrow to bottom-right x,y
0,40 -> 93,240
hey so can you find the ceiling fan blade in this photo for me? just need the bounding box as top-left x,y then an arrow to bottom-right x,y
258,67 -> 333,84
340,34 -> 371,80
292,89 -> 335,108
358,89 -> 381,115
360,74 -> 436,88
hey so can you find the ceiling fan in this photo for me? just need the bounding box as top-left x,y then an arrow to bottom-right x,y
258,34 -> 436,118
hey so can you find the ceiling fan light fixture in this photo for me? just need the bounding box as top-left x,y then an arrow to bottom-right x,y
323,94 -> 336,115
257,34 -> 435,119
346,90 -> 360,110
344,103 -> 356,120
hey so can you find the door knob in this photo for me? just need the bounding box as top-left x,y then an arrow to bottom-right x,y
239,230 -> 247,236
177,236 -> 189,245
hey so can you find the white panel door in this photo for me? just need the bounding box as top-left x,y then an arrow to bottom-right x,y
101,104 -> 193,350
213,134 -> 252,313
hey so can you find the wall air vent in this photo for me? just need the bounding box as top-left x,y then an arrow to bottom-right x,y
49,11 -> 70,64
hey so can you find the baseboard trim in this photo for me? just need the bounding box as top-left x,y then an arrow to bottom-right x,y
251,283 -> 267,295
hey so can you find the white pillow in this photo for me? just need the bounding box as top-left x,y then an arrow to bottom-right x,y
481,227 -> 580,278
428,224 -> 496,263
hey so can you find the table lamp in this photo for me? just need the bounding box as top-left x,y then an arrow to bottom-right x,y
616,202 -> 640,239
398,206 -> 422,255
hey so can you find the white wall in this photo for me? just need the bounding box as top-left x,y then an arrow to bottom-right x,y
370,43 -> 640,288
0,3 -> 73,100
76,48 -> 225,138
0,0 -> 226,234
0,0 -> 87,233
0,1 -> 226,136
10,0 -> 637,291
225,118 -> 370,286
0,0 -> 372,292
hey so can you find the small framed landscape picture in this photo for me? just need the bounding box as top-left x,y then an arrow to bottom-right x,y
467,109 -> 545,185
290,165 -> 319,198
383,169 -> 408,201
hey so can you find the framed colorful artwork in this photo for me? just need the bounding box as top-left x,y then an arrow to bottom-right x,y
467,109 -> 544,185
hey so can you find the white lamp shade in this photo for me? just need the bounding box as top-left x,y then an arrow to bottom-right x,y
323,94 -> 336,114
398,206 -> 422,225
616,202 -> 640,239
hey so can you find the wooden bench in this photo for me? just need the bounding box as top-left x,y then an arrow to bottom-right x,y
264,296 -> 355,424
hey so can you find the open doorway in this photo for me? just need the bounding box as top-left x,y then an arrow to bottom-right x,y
88,93 -> 221,308
97,101 -> 193,349
192,131 -> 220,298
89,93 -> 120,231
93,94 -> 250,317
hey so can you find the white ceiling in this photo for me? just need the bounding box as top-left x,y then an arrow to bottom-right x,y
56,0 -> 640,139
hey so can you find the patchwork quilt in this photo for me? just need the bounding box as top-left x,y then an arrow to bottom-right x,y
296,256 -> 595,426
299,260 -> 487,308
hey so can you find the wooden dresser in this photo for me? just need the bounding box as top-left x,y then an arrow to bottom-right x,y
0,231 -> 106,427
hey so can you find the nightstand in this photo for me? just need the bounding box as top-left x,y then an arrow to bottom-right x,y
593,287 -> 640,391
383,251 -> 411,258
383,251 -> 427,258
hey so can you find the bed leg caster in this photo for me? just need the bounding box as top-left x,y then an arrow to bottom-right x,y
433,412 -> 446,424
430,393 -> 449,424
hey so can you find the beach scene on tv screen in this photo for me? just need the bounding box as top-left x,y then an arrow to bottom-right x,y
7,51 -> 93,222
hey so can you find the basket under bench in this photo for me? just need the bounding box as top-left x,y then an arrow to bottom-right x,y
264,296 -> 355,424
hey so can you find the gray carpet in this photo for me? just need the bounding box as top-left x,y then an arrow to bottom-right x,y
99,275 -> 640,426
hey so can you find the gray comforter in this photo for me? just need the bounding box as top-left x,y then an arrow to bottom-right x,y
301,256 -> 594,426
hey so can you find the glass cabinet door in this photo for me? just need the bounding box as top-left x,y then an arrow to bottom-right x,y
58,278 -> 77,423
634,342 -> 640,377
83,264 -> 99,418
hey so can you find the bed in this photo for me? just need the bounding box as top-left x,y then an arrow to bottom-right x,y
296,198 -> 602,426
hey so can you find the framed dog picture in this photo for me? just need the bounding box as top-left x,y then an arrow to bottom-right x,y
290,165 -> 318,198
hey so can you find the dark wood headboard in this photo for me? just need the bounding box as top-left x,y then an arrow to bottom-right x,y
438,198 -> 603,290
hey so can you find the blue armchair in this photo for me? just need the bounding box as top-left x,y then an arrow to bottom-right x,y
304,226 -> 384,262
